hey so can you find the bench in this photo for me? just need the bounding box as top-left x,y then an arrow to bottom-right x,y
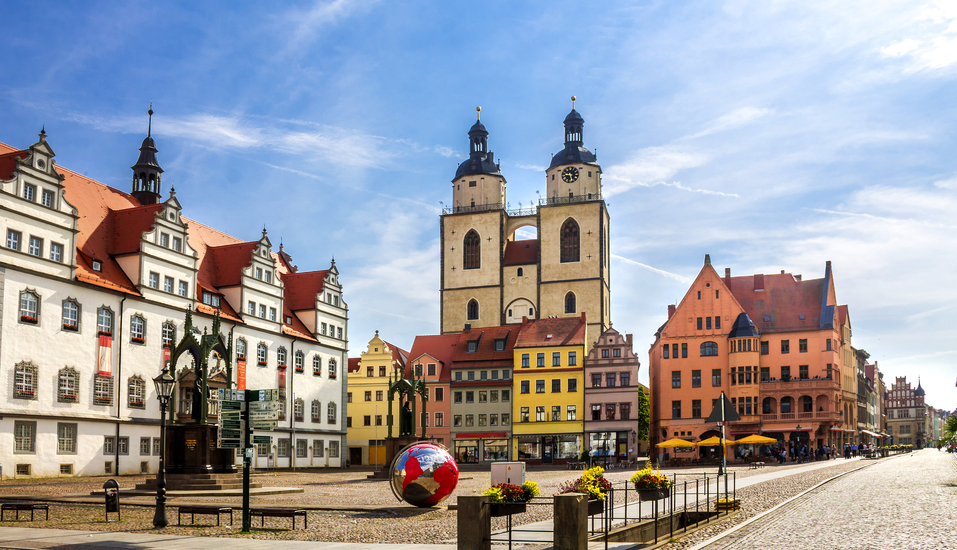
249,508 -> 307,529
1,503 -> 50,521
748,461 -> 766,469
177,505 -> 233,526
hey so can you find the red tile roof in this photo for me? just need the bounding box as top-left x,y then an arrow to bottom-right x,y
281,270 -> 328,311
406,333 -> 461,382
514,315 -> 587,348
348,357 -> 361,373
451,324 -> 518,365
383,341 -> 410,368
111,203 -> 166,254
503,239 -> 538,266
725,271 -> 834,333
837,305 -> 849,327
0,146 -> 29,180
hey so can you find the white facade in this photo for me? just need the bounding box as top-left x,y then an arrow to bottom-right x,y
0,130 -> 347,478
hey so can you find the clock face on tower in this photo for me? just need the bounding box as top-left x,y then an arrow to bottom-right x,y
561,166 -> 579,183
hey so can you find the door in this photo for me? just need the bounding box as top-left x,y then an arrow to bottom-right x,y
349,447 -> 362,466
543,436 -> 553,463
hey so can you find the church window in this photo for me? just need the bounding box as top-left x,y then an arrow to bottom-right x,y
560,219 -> 580,263
564,292 -> 576,314
517,268 -> 523,277
463,230 -> 480,269
467,299 -> 479,321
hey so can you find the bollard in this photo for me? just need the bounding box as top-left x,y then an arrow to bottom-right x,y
554,493 -> 588,550
457,495 -> 491,550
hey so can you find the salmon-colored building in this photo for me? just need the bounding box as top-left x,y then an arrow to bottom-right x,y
405,333 -> 460,448
649,255 -> 851,460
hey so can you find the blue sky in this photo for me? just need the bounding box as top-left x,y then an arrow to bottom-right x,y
2,1 -> 955,411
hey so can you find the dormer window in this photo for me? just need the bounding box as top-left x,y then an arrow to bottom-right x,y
467,341 -> 477,353
172,237 -> 182,252
92,260 -> 102,272
201,292 -> 220,308
285,315 -> 292,324
264,271 -> 272,284
256,268 -> 263,280
160,233 -> 169,247
41,190 -> 54,208
494,339 -> 505,352
23,183 -> 36,201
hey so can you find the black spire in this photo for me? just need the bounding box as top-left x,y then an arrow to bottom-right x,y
131,104 -> 164,205
549,96 -> 597,169
454,106 -> 502,180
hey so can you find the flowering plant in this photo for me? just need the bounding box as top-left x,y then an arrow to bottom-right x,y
20,315 -> 38,323
482,481 -> 540,503
559,466 -> 612,500
630,466 -> 671,490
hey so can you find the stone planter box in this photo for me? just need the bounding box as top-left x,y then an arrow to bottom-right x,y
636,488 -> 669,501
489,502 -> 527,517
587,499 -> 604,516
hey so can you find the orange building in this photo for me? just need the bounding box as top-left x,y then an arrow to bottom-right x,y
649,255 -> 849,459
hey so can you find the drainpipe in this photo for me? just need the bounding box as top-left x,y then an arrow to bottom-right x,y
115,295 -> 127,475
289,336 -> 297,470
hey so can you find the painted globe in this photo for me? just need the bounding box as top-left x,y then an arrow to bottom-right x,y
390,443 -> 460,507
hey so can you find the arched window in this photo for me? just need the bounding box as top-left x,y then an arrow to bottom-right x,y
313,355 -> 322,376
463,230 -> 481,269
560,218 -> 580,263
517,267 -> 523,277
327,402 -> 337,424
14,361 -> 38,400
311,400 -> 321,422
801,395 -> 813,413
564,292 -> 576,314
235,337 -> 247,360
278,397 -> 287,420
58,367 -> 79,403
128,376 -> 146,408
277,347 -> 287,367
467,299 -> 479,320
94,374 -> 113,406
257,342 -> 268,366
97,307 -> 114,335
328,358 -> 337,378
762,397 -> 773,414
295,350 -> 305,373
130,315 -> 146,343
700,341 -> 718,356
163,322 -> 177,348
294,398 -> 304,422
61,298 -> 80,331
18,290 -> 40,323
780,397 -> 793,414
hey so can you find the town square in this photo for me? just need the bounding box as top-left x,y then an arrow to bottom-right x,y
0,1 -> 955,549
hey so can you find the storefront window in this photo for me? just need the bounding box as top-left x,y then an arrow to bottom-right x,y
484,439 -> 509,461
556,435 -> 580,459
454,441 -> 479,463
518,438 -> 541,459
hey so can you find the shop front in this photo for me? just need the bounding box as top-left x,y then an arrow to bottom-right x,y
588,431 -> 629,465
454,433 -> 510,464
514,434 -> 580,464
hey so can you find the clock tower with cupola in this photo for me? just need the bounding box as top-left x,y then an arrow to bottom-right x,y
440,98 -> 611,350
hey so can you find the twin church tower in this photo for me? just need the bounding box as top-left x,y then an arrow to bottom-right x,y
439,98 -> 611,346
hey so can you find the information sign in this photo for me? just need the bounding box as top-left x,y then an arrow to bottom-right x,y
252,435 -> 272,445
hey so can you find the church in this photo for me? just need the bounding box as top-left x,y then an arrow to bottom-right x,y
0,112 -> 347,478
440,99 -> 611,347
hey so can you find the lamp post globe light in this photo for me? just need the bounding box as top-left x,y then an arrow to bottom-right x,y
152,370 -> 175,528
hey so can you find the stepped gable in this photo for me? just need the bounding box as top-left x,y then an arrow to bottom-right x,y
406,333 -> 460,381
451,324 -> 516,366
514,314 -> 586,348
503,239 -> 538,266
724,271 -> 829,332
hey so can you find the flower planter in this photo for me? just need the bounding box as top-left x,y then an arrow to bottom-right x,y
489,502 -> 527,517
587,499 -> 604,516
637,488 -> 669,501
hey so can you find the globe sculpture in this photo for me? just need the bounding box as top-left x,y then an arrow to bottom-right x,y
389,443 -> 460,507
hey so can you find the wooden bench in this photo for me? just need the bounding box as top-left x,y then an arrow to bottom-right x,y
177,505 -> 233,526
1,503 -> 50,521
748,461 -> 766,469
249,508 -> 307,529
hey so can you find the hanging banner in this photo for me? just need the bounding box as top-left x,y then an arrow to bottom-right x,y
97,334 -> 113,376
163,346 -> 171,372
237,359 -> 247,391
278,366 -> 286,390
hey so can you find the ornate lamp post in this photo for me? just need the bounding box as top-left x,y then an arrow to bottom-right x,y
152,370 -> 175,528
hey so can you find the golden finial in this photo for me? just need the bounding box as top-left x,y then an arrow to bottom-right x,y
476,106 -> 481,121
571,95 -> 576,109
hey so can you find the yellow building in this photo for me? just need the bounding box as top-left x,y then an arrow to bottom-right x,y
439,101 -> 610,345
511,315 -> 587,464
345,331 -> 408,466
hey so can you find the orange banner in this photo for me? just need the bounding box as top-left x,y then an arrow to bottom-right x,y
97,334 -> 113,376
237,359 -> 247,390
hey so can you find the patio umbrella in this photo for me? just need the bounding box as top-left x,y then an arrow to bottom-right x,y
696,436 -> 737,446
734,434 -> 778,445
656,437 -> 696,448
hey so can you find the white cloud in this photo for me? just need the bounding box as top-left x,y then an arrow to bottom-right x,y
516,163 -> 546,171
684,107 -> 773,140
934,176 -> 957,189
612,254 -> 693,284
433,145 -> 456,158
286,0 -> 379,46
880,0 -> 957,70
602,145 -> 709,197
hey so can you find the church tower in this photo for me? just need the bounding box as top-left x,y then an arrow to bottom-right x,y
130,105 -> 164,206
440,99 -> 611,349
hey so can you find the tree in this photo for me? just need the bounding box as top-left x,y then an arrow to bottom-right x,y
943,415 -> 957,445
636,386 -> 650,445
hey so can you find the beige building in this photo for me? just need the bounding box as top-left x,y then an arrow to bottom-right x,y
886,376 -> 927,448
439,101 -> 610,350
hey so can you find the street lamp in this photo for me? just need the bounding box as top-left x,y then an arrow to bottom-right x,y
152,370 -> 175,528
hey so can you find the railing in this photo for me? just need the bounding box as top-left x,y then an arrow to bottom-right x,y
441,203 -> 504,215
543,193 -> 602,206
798,412 -> 814,419
780,413 -> 795,420
506,206 -> 537,217
762,414 -> 778,421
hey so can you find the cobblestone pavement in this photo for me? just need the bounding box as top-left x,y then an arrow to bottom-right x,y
691,450 -> 957,550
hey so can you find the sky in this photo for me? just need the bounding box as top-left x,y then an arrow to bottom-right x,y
1,0 -> 955,411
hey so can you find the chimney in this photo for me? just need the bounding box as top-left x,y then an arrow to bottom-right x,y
795,274 -> 802,281
724,267 -> 731,283
667,304 -> 676,319
781,270 -> 785,274
626,334 -> 633,348
464,323 -> 471,333
581,312 -> 587,322
754,274 -> 764,291
521,316 -> 528,325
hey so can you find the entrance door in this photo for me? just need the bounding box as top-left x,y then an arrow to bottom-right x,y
543,437 -> 554,464
349,447 -> 362,466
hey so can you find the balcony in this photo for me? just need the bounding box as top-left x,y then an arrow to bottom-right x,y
442,203 -> 504,215
760,377 -> 837,392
